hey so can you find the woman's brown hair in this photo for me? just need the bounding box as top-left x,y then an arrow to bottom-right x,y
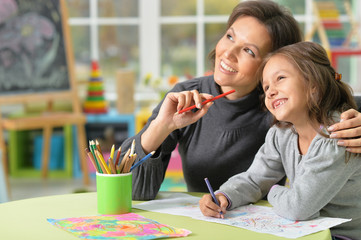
208,0 -> 302,67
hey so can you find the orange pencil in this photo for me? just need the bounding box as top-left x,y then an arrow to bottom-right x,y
85,148 -> 99,173
95,139 -> 103,155
114,146 -> 122,166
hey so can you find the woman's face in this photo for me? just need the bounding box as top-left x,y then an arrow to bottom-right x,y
214,16 -> 272,98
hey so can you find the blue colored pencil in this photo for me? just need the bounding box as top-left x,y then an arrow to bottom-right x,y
130,151 -> 155,171
204,177 -> 223,216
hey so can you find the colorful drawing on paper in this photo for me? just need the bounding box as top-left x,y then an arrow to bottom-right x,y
134,193 -> 350,239
47,213 -> 191,239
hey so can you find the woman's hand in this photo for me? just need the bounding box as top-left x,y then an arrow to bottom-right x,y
156,90 -> 214,132
141,90 -> 214,154
199,193 -> 228,218
328,109 -> 361,153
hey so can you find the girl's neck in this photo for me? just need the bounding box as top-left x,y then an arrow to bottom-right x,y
293,120 -> 320,155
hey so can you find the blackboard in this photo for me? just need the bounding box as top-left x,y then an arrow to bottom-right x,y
0,0 -> 71,96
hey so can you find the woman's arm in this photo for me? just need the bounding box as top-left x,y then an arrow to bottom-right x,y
328,109 -> 361,153
121,86 -> 213,200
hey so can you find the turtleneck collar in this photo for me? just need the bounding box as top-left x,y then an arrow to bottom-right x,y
210,80 -> 264,114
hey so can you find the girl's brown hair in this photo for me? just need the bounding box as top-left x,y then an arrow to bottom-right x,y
208,0 -> 302,67
259,41 -> 357,129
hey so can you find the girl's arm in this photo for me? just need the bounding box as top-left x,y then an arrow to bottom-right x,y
268,138 -> 361,220
217,127 -> 285,209
328,109 -> 361,153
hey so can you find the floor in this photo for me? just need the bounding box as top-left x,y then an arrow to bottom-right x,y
6,170 -> 186,202
3,145 -> 186,202
8,177 -> 97,201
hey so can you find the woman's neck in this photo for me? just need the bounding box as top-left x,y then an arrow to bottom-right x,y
219,85 -> 256,100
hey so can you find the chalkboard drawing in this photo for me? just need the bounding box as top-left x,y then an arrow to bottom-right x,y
83,61 -> 108,114
0,0 -> 70,94
0,0 -> 90,197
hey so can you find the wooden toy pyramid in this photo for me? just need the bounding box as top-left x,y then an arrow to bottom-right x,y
305,0 -> 361,51
83,61 -> 108,114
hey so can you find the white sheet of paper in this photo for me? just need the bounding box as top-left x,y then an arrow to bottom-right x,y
133,193 -> 351,239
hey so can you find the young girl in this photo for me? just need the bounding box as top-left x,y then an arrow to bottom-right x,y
199,41 -> 361,240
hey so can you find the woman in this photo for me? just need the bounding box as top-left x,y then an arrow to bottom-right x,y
121,0 -> 361,200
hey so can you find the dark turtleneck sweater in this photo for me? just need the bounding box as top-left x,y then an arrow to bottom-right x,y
120,75 -> 272,200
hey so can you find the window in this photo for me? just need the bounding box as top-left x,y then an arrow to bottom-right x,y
66,0 -> 361,101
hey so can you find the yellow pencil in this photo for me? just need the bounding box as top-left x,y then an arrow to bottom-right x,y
95,150 -> 111,174
110,144 -> 115,161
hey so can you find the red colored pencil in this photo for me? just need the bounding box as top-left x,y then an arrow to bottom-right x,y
178,89 -> 235,114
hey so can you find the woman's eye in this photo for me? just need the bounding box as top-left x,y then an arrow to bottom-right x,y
277,76 -> 285,81
244,47 -> 255,57
226,34 -> 233,41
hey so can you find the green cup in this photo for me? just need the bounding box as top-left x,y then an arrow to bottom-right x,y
96,172 -> 132,214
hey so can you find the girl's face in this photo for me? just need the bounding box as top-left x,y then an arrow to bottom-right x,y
214,16 -> 272,98
262,55 -> 310,126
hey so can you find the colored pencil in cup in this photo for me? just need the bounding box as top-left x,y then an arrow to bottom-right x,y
130,151 -> 155,172
89,141 -> 102,173
108,157 -> 117,174
178,89 -> 235,114
114,146 -> 122,166
85,148 -> 100,173
130,139 -> 135,157
95,139 -> 103,155
118,148 -> 131,173
110,144 -> 115,161
95,150 -> 111,174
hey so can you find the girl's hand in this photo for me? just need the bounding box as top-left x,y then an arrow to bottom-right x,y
156,90 -> 214,132
328,109 -> 361,153
199,193 -> 228,218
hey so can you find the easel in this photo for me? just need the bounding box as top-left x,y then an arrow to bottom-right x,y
0,0 -> 89,197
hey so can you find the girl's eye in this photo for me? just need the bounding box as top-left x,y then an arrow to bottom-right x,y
244,47 -> 255,57
263,85 -> 269,92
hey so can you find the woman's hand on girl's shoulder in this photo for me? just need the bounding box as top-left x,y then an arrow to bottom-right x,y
327,109 -> 361,153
